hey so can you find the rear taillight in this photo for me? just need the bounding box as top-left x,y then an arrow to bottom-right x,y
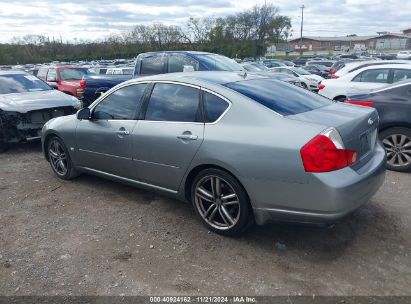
331,74 -> 339,79
80,79 -> 86,90
346,100 -> 374,107
300,128 -> 357,173
329,68 -> 335,74
318,84 -> 325,90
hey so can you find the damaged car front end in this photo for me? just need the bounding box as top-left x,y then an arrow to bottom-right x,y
0,71 -> 81,151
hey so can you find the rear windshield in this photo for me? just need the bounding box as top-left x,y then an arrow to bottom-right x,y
196,54 -> 244,72
224,79 -> 332,116
0,74 -> 52,94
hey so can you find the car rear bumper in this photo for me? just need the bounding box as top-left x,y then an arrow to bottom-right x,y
253,142 -> 386,225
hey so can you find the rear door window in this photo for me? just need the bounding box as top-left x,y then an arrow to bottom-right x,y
352,69 -> 389,83
224,79 -> 332,116
140,55 -> 165,75
392,69 -> 411,83
168,54 -> 199,73
145,83 -> 201,122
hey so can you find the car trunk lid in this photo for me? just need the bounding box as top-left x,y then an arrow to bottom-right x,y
288,102 -> 379,169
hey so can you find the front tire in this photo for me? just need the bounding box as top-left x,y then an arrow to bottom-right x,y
47,136 -> 80,179
191,168 -> 252,236
380,127 -> 411,172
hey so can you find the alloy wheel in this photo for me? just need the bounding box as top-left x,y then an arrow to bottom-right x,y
383,134 -> 411,167
194,175 -> 241,230
49,139 -> 68,176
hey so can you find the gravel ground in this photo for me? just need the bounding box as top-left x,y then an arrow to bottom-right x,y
0,142 -> 410,296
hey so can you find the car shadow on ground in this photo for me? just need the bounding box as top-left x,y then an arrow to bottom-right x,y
4,142 -> 399,261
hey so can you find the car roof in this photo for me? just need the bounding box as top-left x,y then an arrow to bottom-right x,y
138,51 -> 215,56
126,71 -> 269,86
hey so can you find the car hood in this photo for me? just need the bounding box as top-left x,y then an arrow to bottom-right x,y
0,90 -> 80,113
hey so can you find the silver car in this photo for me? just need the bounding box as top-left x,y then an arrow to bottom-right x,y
41,72 -> 386,236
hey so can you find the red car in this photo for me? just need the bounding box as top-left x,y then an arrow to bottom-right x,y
37,65 -> 95,98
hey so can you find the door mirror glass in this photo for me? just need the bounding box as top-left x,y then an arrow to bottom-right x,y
77,108 -> 91,120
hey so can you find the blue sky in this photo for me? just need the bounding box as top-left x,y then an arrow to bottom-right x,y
0,0 -> 410,43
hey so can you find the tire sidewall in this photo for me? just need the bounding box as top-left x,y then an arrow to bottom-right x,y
190,168 -> 252,236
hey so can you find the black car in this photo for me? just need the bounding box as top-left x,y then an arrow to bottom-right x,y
301,64 -> 331,78
346,80 -> 411,172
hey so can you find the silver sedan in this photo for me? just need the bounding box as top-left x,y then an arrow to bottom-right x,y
41,72 -> 386,236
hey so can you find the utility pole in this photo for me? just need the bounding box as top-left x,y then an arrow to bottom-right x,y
300,4 -> 305,55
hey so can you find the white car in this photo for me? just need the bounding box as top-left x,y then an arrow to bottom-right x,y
319,64 -> 411,101
397,51 -> 411,60
270,67 -> 323,91
334,60 -> 410,78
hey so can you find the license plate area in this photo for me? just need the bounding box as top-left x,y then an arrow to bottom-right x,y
360,128 -> 377,156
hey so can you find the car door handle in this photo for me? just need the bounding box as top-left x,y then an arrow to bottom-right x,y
177,134 -> 198,140
116,130 -> 130,135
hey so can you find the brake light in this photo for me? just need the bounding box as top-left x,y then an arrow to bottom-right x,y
346,100 -> 374,107
80,79 -> 86,90
329,68 -> 335,74
318,84 -> 325,90
300,128 -> 357,173
331,74 -> 339,79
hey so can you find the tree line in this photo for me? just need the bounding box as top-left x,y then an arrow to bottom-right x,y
0,3 -> 291,65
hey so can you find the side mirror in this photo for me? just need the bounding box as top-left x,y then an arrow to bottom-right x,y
77,108 -> 91,120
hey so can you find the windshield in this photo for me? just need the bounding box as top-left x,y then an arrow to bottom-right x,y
60,68 -> 96,80
0,74 -> 52,94
293,68 -> 311,75
196,54 -> 244,71
224,78 -> 331,116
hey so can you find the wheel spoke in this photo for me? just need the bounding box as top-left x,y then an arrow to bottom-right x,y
196,187 -> 214,202
383,138 -> 394,148
220,206 -> 234,225
208,205 -> 218,221
215,178 -> 221,196
399,135 -> 407,146
204,203 -> 216,218
388,153 -> 398,165
59,160 -> 67,172
221,193 -> 236,201
223,200 -> 239,206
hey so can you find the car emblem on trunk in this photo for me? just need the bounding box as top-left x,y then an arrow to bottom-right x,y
368,118 -> 374,125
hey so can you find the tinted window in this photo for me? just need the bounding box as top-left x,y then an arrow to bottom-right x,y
140,55 -> 164,75
224,79 -> 332,116
0,74 -> 52,94
93,84 -> 147,120
145,83 -> 200,122
168,55 -> 199,73
352,69 -> 389,83
393,69 -> 411,83
203,92 -> 229,122
195,54 -> 243,71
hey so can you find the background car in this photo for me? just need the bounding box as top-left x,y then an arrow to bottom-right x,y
397,51 -> 411,60
37,65 -> 96,98
319,64 -> 411,101
42,72 -> 385,236
0,71 -> 81,151
306,60 -> 335,68
333,60 -> 410,78
271,66 -> 324,91
301,64 -> 331,78
346,80 -> 411,171
241,62 -> 301,87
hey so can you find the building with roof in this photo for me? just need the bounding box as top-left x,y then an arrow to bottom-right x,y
288,31 -> 411,53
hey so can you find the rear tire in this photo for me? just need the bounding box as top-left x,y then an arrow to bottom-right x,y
301,83 -> 308,90
380,127 -> 411,172
47,136 -> 80,179
191,168 -> 253,236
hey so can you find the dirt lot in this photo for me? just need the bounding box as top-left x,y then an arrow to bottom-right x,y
0,142 -> 410,296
